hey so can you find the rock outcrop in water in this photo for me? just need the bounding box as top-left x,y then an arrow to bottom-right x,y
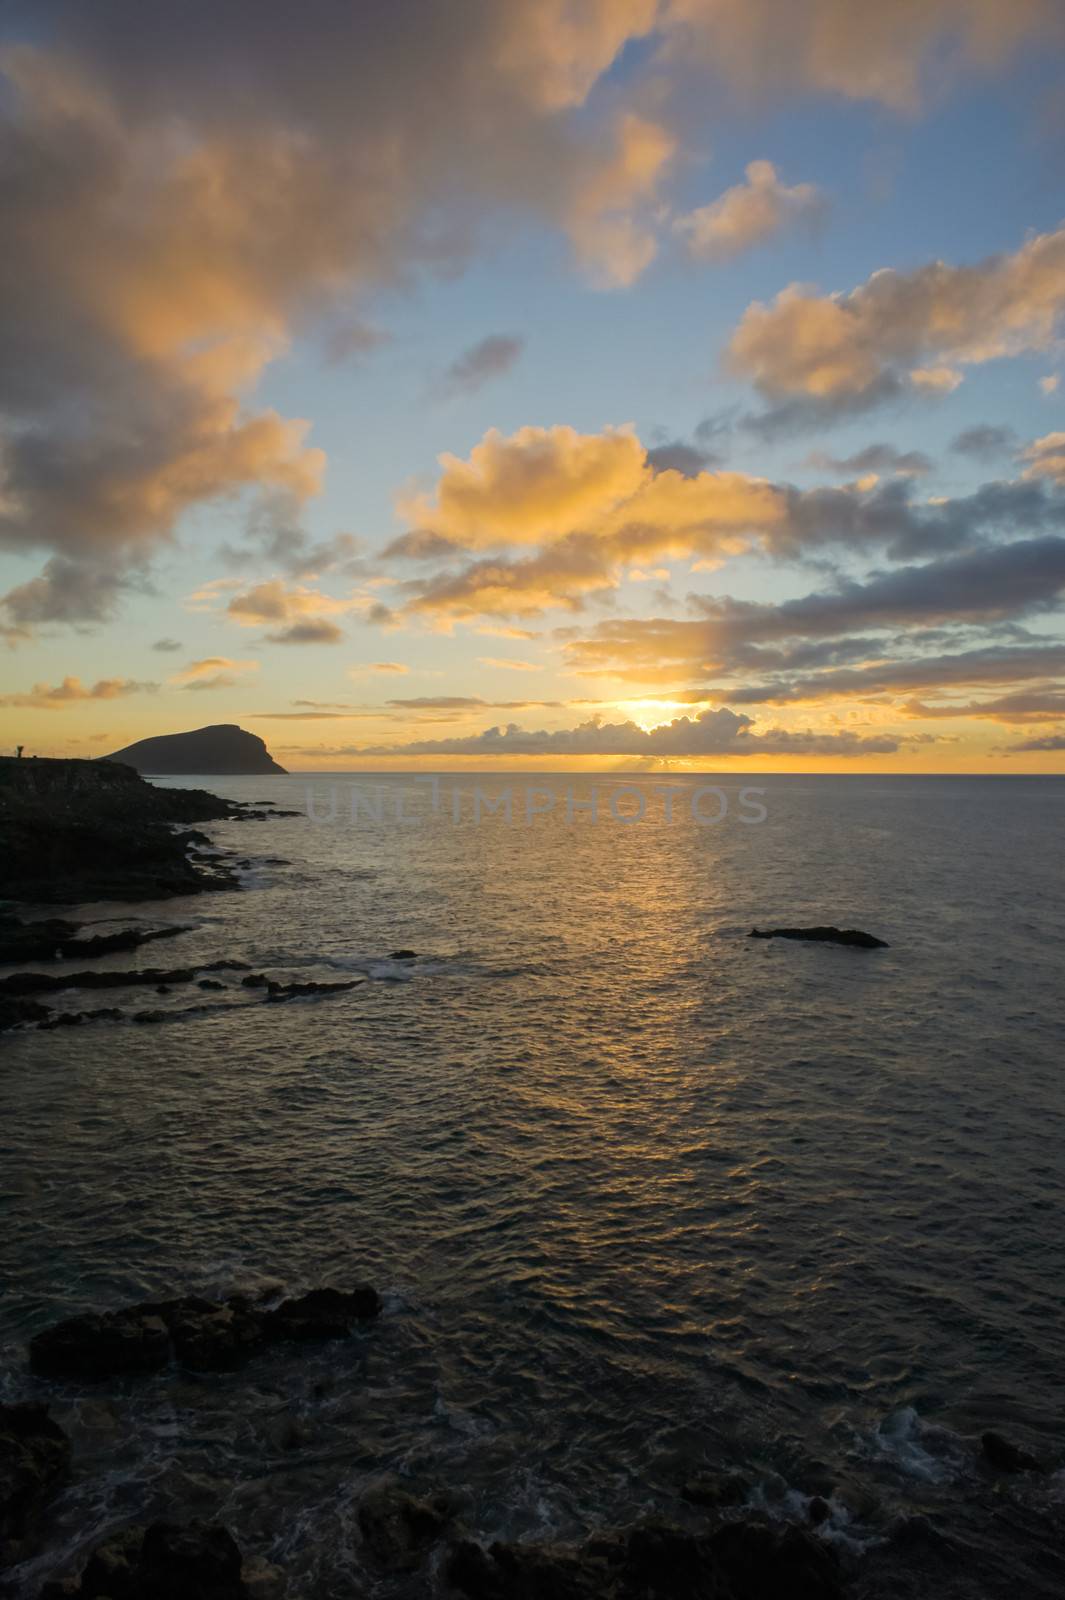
38,1519 -> 249,1599
0,755 -> 278,904
28,1286 -> 382,1379
104,724 -> 286,775
0,1404 -> 70,1570
981,1431 -> 1045,1474
358,1481 -> 456,1571
0,915 -> 191,964
447,1517 -> 845,1599
749,926 -> 889,949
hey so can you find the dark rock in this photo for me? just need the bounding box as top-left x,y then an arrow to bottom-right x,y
389,949 -> 417,960
0,752 -> 283,904
358,1482 -> 453,1570
709,1519 -> 842,1598
129,1297 -> 269,1373
132,1009 -> 168,1024
42,1519 -> 248,1598
0,915 -> 190,964
264,979 -> 361,1002
0,1402 -> 71,1569
199,960 -> 252,973
1,968 -> 197,997
981,1430 -> 1045,1474
808,1496 -> 831,1526
29,1285 -> 381,1382
29,1309 -> 170,1380
198,978 -> 225,990
241,973 -> 269,988
680,1470 -> 750,1508
265,1285 -> 382,1341
0,997 -> 51,1032
37,1007 -> 123,1031
749,925 -> 888,949
446,1517 -> 844,1600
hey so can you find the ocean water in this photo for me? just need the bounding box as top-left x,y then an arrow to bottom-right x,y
2,773 -> 1064,1597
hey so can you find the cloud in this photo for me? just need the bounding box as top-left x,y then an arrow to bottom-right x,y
1004,730 -> 1065,751
387,696 -> 563,710
695,642 -> 1065,705
265,617 -> 344,644
388,422 -> 1065,618
566,112 -> 676,288
645,441 -> 722,475
393,422 -> 785,616
806,444 -> 932,478
675,160 -> 825,262
350,661 -> 410,675
564,536 -> 1065,680
661,0 -> 1060,111
726,224 -> 1065,405
221,494 -> 364,580
0,674 -> 155,708
1041,375 -> 1060,395
477,656 -> 539,671
170,656 -> 259,691
151,636 -> 183,652
902,690 -> 1065,722
434,334 -> 525,400
0,0 -> 682,615
1,557 -> 135,642
1020,432 -> 1065,484
350,704 -> 901,758
950,424 -> 1018,461
224,579 -> 353,636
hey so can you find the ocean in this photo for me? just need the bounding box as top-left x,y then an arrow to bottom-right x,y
2,774 -> 1064,1597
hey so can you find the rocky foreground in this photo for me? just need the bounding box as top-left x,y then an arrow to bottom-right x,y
4,1284 -> 1057,1599
0,755 -> 295,905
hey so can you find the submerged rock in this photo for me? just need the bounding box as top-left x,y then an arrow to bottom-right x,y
0,997 -> 50,1033
446,1517 -> 844,1600
30,1310 -> 171,1380
0,1403 -> 71,1570
749,926 -> 888,949
389,949 -> 417,960
358,1482 -> 454,1570
28,1285 -> 381,1379
264,978 -> 361,1001
0,915 -> 191,964
39,1518 -> 249,1598
1,968 -> 197,996
981,1430 -> 1045,1474
265,1285 -> 382,1340
680,1470 -> 750,1509
149,1297 -> 268,1373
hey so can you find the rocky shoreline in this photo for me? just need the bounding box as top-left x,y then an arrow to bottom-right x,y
0,755 -> 304,1033
4,1282 -> 1058,1599
0,756 -> 294,906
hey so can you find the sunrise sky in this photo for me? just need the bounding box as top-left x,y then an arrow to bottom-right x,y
3,1 -> 1065,771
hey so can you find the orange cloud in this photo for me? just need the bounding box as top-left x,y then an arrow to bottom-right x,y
675,160 -> 824,262
727,224 -> 1065,402
0,675 -> 155,708
662,0 -> 1059,111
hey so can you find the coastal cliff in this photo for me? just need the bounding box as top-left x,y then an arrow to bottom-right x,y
103,724 -> 286,775
0,755 -> 258,903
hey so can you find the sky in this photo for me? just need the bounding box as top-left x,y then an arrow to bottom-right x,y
2,1 -> 1065,773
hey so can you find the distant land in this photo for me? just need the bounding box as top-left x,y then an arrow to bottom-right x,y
103,724 -> 287,776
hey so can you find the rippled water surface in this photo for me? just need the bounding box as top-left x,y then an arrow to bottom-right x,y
3,774 -> 1064,1596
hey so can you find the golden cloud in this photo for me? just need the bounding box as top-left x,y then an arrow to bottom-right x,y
727,224 -> 1065,401
675,160 -> 824,262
